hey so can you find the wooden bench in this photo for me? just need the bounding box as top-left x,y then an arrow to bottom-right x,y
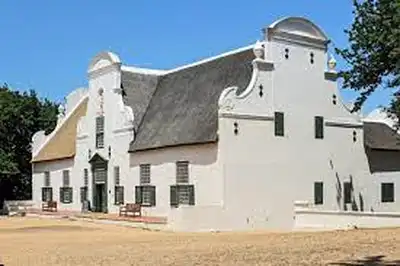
119,203 -> 141,217
42,201 -> 57,212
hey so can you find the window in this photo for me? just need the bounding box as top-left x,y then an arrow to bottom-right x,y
114,166 -> 120,185
41,187 -> 53,202
136,164 -> 155,206
60,187 -> 73,204
344,182 -> 352,204
84,168 -> 89,186
81,168 -> 89,203
135,185 -> 156,206
274,112 -> 284,137
140,164 -> 151,184
315,116 -> 324,139
314,182 -> 323,205
381,183 -> 394,203
170,185 -> 195,207
115,186 -> 124,205
63,170 -> 70,187
96,116 -> 105,148
176,161 -> 189,184
80,187 -> 88,203
44,171 -> 50,187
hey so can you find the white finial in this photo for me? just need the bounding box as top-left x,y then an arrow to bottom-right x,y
58,104 -> 65,116
328,54 -> 337,71
253,40 -> 265,59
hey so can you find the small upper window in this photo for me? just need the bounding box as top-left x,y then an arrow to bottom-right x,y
114,166 -> 120,186
44,171 -> 50,187
140,164 -> 151,184
63,170 -> 70,187
176,161 -> 189,184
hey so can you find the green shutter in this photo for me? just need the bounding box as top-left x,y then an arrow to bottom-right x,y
60,187 -> 64,203
344,182 -> 352,204
42,188 -> 46,202
150,186 -> 156,206
115,186 -> 124,205
170,185 -> 178,207
189,185 -> 195,206
135,186 -> 142,204
315,116 -> 324,139
314,182 -> 323,205
274,112 -> 284,136
48,188 -> 53,201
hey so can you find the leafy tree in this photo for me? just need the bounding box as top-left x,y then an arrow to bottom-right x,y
335,0 -> 400,118
0,84 -> 58,207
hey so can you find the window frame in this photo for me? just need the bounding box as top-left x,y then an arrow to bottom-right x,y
114,185 -> 124,205
135,185 -> 156,207
62,170 -> 70,187
140,164 -> 151,184
41,187 -> 53,202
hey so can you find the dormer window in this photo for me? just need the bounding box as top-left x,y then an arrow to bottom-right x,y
96,116 -> 105,149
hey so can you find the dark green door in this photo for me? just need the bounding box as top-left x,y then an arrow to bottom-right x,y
92,161 -> 108,213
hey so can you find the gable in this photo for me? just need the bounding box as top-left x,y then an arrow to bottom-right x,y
31,98 -> 88,163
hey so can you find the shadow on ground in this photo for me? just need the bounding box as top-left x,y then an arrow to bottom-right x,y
329,255 -> 400,266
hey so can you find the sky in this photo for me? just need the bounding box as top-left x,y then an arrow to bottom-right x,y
0,0 -> 393,114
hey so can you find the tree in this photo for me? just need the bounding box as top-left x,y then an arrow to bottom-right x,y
0,84 -> 58,207
335,0 -> 400,118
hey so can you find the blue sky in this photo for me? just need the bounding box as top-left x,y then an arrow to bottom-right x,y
0,1 -> 393,114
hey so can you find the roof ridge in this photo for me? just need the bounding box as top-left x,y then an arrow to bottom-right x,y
121,44 -> 254,77
32,94 -> 89,160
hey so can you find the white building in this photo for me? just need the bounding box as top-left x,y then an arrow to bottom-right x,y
31,17 -> 400,231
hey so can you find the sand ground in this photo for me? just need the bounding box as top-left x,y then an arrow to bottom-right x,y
0,217 -> 399,266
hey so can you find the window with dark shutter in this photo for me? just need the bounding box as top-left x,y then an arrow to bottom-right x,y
41,187 -> 53,202
343,182 -> 352,204
114,186 -> 124,205
314,182 -> 323,205
381,183 -> 394,203
95,116 -> 105,148
80,187 -> 88,203
170,185 -> 178,207
176,161 -> 189,184
44,171 -> 50,187
60,187 -> 73,204
135,186 -> 142,205
274,112 -> 284,137
315,116 -> 324,139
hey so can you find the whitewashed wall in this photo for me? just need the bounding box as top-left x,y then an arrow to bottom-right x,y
32,159 -> 75,210
129,143 -> 222,217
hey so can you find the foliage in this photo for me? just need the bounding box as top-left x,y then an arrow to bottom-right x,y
0,84 -> 58,203
335,0 -> 400,117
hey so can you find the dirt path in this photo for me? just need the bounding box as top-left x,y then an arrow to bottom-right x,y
0,217 -> 399,265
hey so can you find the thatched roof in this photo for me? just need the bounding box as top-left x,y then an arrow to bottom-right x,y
364,122 -> 400,151
31,98 -> 88,163
123,47 -> 254,152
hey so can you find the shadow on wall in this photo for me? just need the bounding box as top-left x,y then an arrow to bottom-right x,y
365,147 -> 400,173
332,162 -> 365,212
328,255 -> 400,265
130,143 -> 218,167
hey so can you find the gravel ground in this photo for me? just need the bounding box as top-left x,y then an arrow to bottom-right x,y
0,217 -> 399,266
